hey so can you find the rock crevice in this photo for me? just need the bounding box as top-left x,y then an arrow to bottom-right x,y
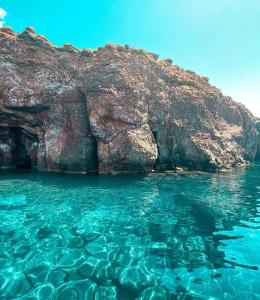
0,27 -> 259,173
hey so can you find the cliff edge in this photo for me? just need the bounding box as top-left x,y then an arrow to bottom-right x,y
0,27 -> 259,173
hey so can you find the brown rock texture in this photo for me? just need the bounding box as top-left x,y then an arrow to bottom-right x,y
255,119 -> 260,159
0,27 -> 259,173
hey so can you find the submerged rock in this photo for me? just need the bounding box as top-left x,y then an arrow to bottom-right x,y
54,279 -> 96,300
0,27 -> 259,173
25,263 -> 51,287
119,265 -> 155,293
56,249 -> 84,268
185,235 -> 206,252
47,270 -> 66,287
137,286 -> 169,300
95,286 -> 117,300
64,236 -> 84,248
13,241 -> 31,258
34,283 -> 54,300
36,227 -> 54,240
78,256 -> 100,278
85,236 -> 108,258
3,273 -> 32,298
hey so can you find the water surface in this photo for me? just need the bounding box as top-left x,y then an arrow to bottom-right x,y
1,164 -> 260,299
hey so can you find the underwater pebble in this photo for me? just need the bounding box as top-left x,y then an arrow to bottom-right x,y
95,286 -> 117,300
11,229 -> 28,243
175,224 -> 193,236
56,249 -> 84,268
149,222 -> 174,240
0,242 -> 6,255
0,257 -> 10,268
55,285 -> 78,300
60,228 -> 74,239
78,256 -> 100,278
35,283 -> 54,300
0,274 -> 8,295
62,267 -> 83,283
137,286 -> 169,300
13,242 -> 31,258
48,269 -> 67,287
188,251 -> 208,264
25,263 -> 51,286
76,224 -> 105,236
110,246 -> 136,274
167,237 -> 184,250
211,272 -> 222,279
119,265 -> 155,293
149,242 -> 170,255
125,234 -> 142,247
85,236 -> 108,258
92,259 -> 112,284
37,227 -> 54,239
74,279 -> 97,299
142,255 -> 170,270
4,273 -> 32,298
78,256 -> 112,284
81,232 -> 102,243
54,280 -> 97,300
193,278 -> 203,284
67,236 -> 84,248
134,226 -> 149,237
129,246 -> 146,259
185,235 -> 206,252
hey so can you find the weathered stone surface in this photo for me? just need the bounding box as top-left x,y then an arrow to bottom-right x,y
255,119 -> 260,158
0,27 -> 259,173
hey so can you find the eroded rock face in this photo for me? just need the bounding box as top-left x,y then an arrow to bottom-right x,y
255,119 -> 260,159
0,27 -> 259,173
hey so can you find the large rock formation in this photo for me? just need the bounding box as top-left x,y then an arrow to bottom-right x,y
0,27 -> 259,173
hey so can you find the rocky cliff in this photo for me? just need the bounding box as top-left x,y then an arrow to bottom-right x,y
0,27 -> 259,174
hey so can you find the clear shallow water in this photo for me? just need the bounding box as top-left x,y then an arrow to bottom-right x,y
0,165 -> 260,299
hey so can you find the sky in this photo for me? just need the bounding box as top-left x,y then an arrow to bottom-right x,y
1,0 -> 260,116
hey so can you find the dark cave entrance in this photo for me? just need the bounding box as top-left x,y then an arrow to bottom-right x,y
11,127 -> 38,170
0,125 -> 39,170
13,127 -> 31,169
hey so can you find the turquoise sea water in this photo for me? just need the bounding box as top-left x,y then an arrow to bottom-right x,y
1,164 -> 260,299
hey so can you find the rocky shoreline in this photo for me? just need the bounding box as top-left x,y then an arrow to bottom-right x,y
0,26 -> 259,174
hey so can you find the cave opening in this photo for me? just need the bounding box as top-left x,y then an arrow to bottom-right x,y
0,126 -> 33,170
12,127 -> 32,169
151,131 -> 161,170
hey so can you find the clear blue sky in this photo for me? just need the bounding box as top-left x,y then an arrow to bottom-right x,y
1,0 -> 260,116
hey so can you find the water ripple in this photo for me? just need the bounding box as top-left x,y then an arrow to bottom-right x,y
0,166 -> 260,299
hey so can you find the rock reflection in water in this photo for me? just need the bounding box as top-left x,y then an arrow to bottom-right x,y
0,165 -> 260,299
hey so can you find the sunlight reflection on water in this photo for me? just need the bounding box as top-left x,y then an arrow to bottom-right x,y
0,164 -> 260,299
